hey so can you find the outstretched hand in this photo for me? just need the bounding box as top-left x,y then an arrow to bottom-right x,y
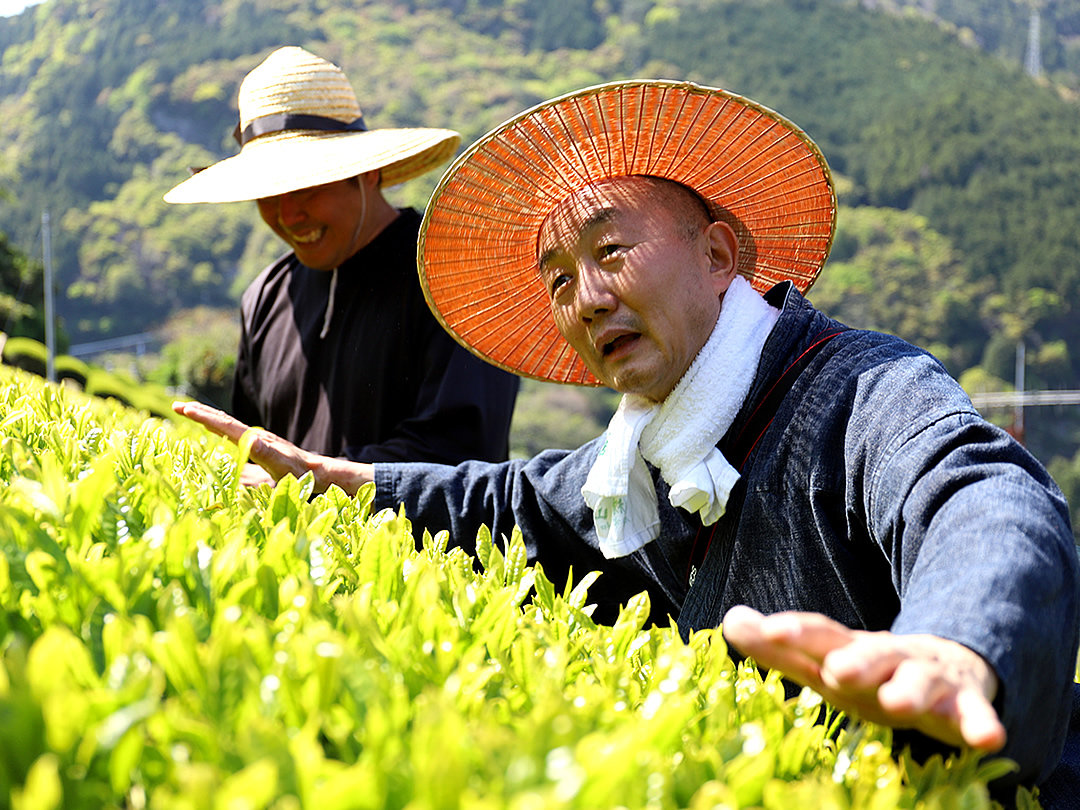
722,606 -> 1006,753
171,401 -> 373,495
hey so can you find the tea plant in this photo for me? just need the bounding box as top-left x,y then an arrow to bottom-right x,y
0,365 -> 1041,809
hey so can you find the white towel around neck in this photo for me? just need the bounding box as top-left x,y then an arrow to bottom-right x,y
581,274 -> 779,558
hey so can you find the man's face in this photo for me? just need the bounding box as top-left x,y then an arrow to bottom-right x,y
537,176 -> 738,402
256,176 -> 371,271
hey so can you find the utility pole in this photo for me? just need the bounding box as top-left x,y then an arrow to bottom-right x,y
1013,339 -> 1026,444
1024,5 -> 1042,78
42,210 -> 55,382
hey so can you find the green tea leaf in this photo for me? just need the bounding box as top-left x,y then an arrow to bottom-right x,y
10,753 -> 62,810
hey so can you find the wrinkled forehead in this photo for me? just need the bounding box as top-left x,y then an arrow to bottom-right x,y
536,176 -> 663,256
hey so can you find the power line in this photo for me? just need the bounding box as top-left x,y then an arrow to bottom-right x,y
970,390 -> 1080,408
67,332 -> 157,358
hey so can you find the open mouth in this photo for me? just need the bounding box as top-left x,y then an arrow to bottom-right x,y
603,333 -> 637,356
291,228 -> 325,245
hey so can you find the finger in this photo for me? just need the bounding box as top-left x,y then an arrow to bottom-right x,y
239,462 -> 276,487
244,432 -> 281,467
173,405 -> 229,438
876,656 -> 953,720
723,606 -> 826,686
955,687 -> 1007,752
875,657 -> 1006,751
724,606 -> 852,650
755,611 -> 860,661
723,607 -> 868,689
721,605 -> 766,639
821,638 -> 906,692
174,401 -> 252,442
726,611 -> 924,728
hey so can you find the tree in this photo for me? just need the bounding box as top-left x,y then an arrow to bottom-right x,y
0,230 -> 48,343
806,206 -> 991,376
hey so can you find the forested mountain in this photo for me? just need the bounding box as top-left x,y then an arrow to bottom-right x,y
4,0 -> 1079,342
3,0 -> 1080,507
870,0 -> 1080,80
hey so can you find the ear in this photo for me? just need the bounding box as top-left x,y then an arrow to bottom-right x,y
704,220 -> 739,295
359,169 -> 381,189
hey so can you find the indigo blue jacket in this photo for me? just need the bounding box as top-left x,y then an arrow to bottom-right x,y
373,282 -> 1079,791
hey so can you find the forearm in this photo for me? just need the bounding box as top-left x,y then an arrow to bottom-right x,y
875,416 -> 1079,782
172,400 -> 375,497
371,444 -> 600,567
372,457 -> 537,551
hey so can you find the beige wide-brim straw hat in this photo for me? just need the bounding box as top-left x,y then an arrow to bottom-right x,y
418,79 -> 836,386
164,46 -> 461,204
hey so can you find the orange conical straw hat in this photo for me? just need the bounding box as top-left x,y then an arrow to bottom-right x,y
419,79 -> 836,385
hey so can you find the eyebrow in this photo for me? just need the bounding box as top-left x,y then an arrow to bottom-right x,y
537,207 -> 619,272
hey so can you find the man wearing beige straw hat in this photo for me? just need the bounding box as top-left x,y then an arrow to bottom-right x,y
173,78 -> 1079,802
166,46 -> 518,479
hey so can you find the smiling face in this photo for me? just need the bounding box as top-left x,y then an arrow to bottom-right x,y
256,175 -> 376,271
537,176 -> 740,402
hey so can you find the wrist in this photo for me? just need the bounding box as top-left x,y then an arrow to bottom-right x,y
316,457 -> 373,496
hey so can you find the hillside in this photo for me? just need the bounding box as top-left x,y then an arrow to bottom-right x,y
2,0 -> 1080,483
1,0 -> 1077,335
870,0 -> 1080,82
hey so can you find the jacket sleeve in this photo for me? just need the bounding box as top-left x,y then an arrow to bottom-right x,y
372,445 -> 596,562
855,354 -> 1079,785
370,440 -> 675,624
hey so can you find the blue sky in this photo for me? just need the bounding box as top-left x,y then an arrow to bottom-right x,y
0,0 -> 42,16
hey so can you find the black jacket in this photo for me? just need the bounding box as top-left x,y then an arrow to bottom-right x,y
231,208 -> 519,463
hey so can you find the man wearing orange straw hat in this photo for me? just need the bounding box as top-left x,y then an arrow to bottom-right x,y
174,79 -> 1079,801
166,47 -> 518,481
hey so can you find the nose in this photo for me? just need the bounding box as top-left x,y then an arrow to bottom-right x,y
274,191 -> 306,227
575,263 -> 617,322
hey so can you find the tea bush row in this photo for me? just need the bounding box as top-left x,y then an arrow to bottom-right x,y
0,365 -> 1037,809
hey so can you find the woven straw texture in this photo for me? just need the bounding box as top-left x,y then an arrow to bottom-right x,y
164,47 -> 460,203
238,46 -> 361,129
419,80 -> 836,386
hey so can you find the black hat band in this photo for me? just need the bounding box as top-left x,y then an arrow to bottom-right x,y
233,113 -> 367,146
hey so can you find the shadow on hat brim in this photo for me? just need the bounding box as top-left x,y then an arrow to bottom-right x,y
418,79 -> 836,387
164,127 -> 460,204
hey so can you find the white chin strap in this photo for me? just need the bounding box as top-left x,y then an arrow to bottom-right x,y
319,178 -> 367,340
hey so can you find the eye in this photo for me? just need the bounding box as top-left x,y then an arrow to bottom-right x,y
597,242 -> 625,263
549,272 -> 572,296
